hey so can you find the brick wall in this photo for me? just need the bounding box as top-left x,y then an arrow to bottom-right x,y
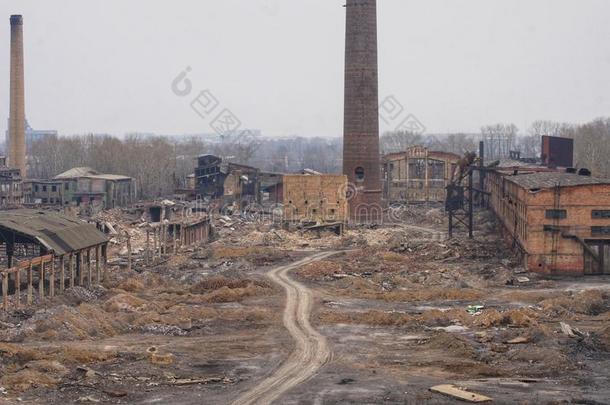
282,175 -> 348,224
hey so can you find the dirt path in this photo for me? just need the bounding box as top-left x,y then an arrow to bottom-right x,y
232,251 -> 339,405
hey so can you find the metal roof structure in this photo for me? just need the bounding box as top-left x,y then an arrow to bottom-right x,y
54,167 -> 100,178
54,167 -> 132,182
0,209 -> 107,255
505,172 -> 610,191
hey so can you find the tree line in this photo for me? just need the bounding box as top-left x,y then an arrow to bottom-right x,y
26,117 -> 610,199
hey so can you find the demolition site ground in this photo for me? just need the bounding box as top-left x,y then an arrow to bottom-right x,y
0,207 -> 609,404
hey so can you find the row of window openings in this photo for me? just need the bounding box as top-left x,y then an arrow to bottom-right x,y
34,184 -> 71,193
546,210 -> 610,220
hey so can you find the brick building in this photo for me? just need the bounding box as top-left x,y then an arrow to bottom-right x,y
382,146 -> 460,204
24,167 -> 135,209
487,169 -> 610,276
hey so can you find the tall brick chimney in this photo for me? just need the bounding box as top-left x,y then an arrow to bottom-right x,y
343,0 -> 381,223
8,15 -> 26,178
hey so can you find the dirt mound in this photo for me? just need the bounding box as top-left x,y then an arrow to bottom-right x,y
0,362 -> 67,392
103,293 -> 151,313
475,308 -> 539,328
426,331 -> 477,359
540,289 -> 607,316
0,342 -> 47,364
508,347 -> 572,376
212,246 -> 270,259
31,304 -> 126,340
117,277 -> 145,292
203,285 -> 270,303
60,346 -> 117,364
594,325 -> 610,351
318,310 -> 413,327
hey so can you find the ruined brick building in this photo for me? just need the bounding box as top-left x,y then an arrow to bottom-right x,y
487,166 -> 610,276
382,146 -> 460,204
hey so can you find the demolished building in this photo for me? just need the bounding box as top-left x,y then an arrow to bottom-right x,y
0,156 -> 23,207
194,155 -> 260,206
282,174 -> 348,225
0,209 -> 109,310
24,167 -> 135,209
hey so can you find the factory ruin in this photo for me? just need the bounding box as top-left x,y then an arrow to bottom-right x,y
0,4 -> 609,405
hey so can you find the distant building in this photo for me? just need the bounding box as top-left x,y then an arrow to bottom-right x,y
382,146 -> 461,204
5,118 -> 58,153
24,167 -> 135,209
0,156 -> 23,207
194,155 -> 260,206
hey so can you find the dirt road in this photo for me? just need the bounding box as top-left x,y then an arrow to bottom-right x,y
232,251 -> 339,405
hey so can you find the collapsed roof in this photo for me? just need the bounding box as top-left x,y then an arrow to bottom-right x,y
0,209 -> 108,255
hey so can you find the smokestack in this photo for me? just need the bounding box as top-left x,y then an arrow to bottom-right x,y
343,0 -> 381,222
8,15 -> 26,178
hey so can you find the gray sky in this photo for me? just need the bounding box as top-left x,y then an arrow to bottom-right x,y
1,0 -> 609,137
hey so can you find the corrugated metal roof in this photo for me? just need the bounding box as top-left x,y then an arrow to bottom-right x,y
0,209 -> 108,255
505,172 -> 610,190
54,167 -> 132,182
54,167 -> 100,179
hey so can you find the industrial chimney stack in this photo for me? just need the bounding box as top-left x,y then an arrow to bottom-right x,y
343,0 -> 381,222
8,15 -> 26,178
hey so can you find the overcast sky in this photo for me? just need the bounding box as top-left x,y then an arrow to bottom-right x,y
1,0 -> 609,137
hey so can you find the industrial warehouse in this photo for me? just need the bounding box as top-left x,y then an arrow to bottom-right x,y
0,2 -> 609,405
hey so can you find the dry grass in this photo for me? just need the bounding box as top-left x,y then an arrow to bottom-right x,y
297,261 -> 343,280
117,277 -> 145,292
32,304 -> 126,340
318,310 -> 413,327
202,285 -> 270,303
540,289 -> 607,316
212,246 -> 271,259
335,279 -> 484,302
190,276 -> 270,293
475,307 -> 539,328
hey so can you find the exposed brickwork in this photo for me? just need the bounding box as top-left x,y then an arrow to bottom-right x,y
487,169 -> 610,276
282,175 -> 348,224
343,0 -> 381,222
8,15 -> 26,178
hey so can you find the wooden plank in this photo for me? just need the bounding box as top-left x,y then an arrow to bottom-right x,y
79,252 -> 84,286
15,268 -> 20,309
87,249 -> 92,287
17,254 -> 54,270
50,258 -> 55,297
430,385 -> 492,403
39,261 -> 45,300
60,256 -> 65,293
96,246 -> 101,284
27,262 -> 33,305
69,254 -> 75,288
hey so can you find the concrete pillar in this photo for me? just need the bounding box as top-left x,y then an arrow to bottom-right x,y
8,15 -> 26,178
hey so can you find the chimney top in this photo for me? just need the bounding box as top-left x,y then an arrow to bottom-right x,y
10,15 -> 23,25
